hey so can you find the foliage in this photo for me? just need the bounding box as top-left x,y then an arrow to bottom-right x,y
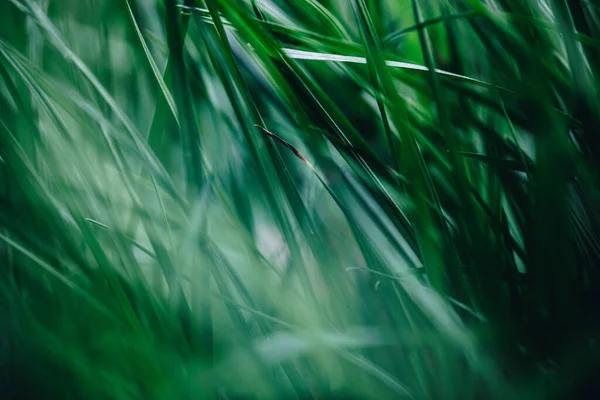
1,0 -> 600,398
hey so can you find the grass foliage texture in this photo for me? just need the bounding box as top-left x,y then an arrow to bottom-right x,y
2,0 -> 600,398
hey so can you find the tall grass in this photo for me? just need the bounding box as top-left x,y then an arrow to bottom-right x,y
1,0 -> 600,398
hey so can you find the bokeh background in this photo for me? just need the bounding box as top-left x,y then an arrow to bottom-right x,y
2,0 -> 600,398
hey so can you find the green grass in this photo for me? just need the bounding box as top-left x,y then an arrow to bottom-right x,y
1,0 -> 600,398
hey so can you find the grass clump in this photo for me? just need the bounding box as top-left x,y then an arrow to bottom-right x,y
1,0 -> 600,398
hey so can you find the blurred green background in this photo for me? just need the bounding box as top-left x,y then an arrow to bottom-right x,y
1,0 -> 600,398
